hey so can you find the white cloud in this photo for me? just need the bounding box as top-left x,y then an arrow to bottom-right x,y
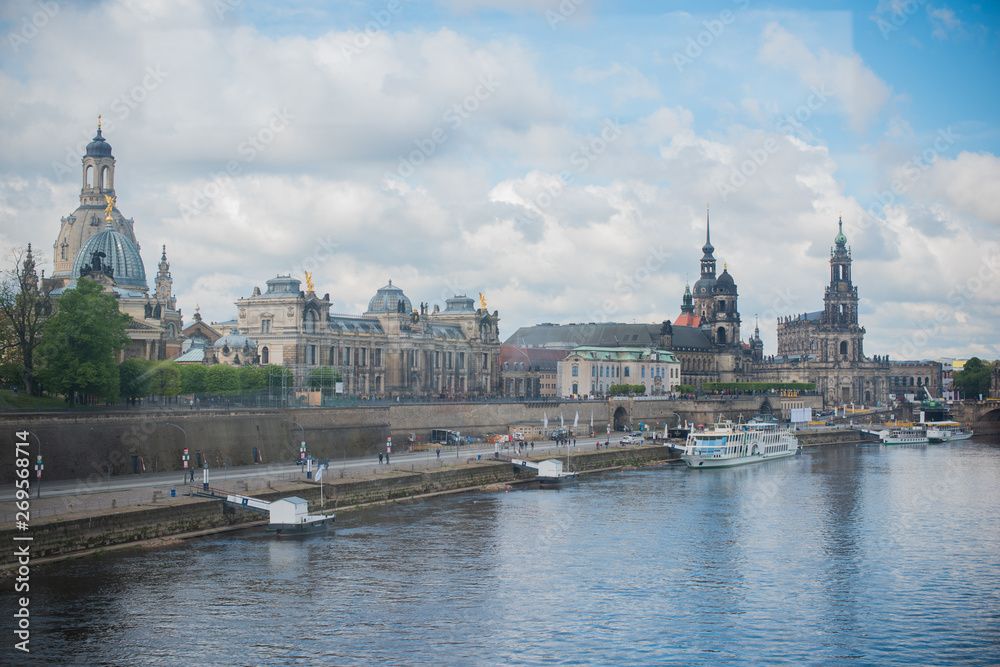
916,151 -> 1000,227
759,22 -> 892,133
927,4 -> 963,40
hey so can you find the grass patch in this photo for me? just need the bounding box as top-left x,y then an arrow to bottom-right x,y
0,389 -> 74,410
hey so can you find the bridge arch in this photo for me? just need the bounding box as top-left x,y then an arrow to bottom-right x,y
980,408 -> 1000,422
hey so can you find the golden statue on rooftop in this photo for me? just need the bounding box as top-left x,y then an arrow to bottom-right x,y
104,194 -> 116,223
304,271 -> 314,292
479,292 -> 487,309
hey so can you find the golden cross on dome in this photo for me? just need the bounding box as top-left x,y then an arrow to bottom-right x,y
98,114 -> 102,129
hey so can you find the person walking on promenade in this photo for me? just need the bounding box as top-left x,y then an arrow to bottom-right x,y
385,452 -> 390,465
379,453 -> 384,465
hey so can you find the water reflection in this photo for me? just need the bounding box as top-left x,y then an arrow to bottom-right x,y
9,438 -> 1000,665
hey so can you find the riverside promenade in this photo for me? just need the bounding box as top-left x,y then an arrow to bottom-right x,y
1,429 -> 875,571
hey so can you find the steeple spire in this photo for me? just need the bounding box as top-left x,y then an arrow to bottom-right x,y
700,205 -> 716,277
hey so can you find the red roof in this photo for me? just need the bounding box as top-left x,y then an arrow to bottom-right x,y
674,312 -> 699,327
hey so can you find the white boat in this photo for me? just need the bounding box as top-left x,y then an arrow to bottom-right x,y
878,426 -> 929,445
923,421 -> 973,443
681,421 -> 799,468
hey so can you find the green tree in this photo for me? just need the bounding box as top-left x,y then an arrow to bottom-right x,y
306,366 -> 342,390
238,364 -> 267,392
180,364 -> 207,394
953,357 -> 992,399
119,358 -> 153,401
0,245 -> 53,395
36,278 -> 131,403
204,364 -> 240,394
676,385 -> 696,394
150,360 -> 181,400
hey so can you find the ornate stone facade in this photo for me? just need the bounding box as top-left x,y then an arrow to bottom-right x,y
45,124 -> 183,361
755,218 -> 941,405
236,278 -> 501,397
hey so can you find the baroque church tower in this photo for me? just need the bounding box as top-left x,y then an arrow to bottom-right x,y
820,217 -> 865,361
51,118 -> 138,288
691,207 -> 741,346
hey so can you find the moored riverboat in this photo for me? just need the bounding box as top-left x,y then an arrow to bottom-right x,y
923,421 -> 974,443
681,421 -> 799,468
877,426 -> 929,445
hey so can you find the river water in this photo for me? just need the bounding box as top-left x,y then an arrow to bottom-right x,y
11,438 -> 1000,665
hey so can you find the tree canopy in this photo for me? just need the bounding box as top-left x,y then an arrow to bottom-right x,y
37,278 -> 131,402
0,246 -> 53,394
953,357 -> 993,399
150,360 -> 181,397
119,358 -> 153,400
180,364 -> 207,394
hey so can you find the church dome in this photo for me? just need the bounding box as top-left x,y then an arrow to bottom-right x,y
214,329 -> 257,351
365,280 -> 412,314
86,127 -> 113,158
715,267 -> 736,292
71,222 -> 147,290
692,275 -> 716,295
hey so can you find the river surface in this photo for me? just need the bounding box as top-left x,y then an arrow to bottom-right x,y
10,438 -> 1000,665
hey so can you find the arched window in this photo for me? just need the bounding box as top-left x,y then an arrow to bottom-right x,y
910,377 -> 915,386
261,347 -> 269,364
100,165 -> 110,190
717,327 -> 727,344
503,362 -> 509,370
304,310 -> 318,333
917,377 -> 922,386
85,165 -> 93,188
840,341 -> 848,355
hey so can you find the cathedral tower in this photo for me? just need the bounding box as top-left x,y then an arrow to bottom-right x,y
691,207 -> 741,346
821,217 -> 864,361
51,119 -> 138,287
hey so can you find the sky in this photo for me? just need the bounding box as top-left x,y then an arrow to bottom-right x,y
1,0 -> 998,362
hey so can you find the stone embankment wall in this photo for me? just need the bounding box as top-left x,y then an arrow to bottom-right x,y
0,445 -> 677,567
798,429 -> 880,446
0,396 -> 819,484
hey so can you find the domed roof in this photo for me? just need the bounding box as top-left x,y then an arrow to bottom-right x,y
716,266 -> 736,291
692,276 -> 716,295
86,126 -> 113,158
214,329 -> 257,350
365,280 -> 412,314
71,222 -> 147,290
834,217 -> 847,247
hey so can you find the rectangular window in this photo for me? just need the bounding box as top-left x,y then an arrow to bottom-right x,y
329,347 -> 335,365
447,352 -> 453,369
374,349 -> 382,367
482,353 -> 488,370
344,347 -> 352,365
435,351 -> 441,369
261,319 -> 271,334
572,365 -> 579,377
458,352 -> 465,370
307,345 -> 316,365
359,348 -> 367,366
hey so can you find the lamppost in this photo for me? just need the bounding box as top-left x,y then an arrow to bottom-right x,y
164,422 -> 188,484
26,432 -> 41,498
